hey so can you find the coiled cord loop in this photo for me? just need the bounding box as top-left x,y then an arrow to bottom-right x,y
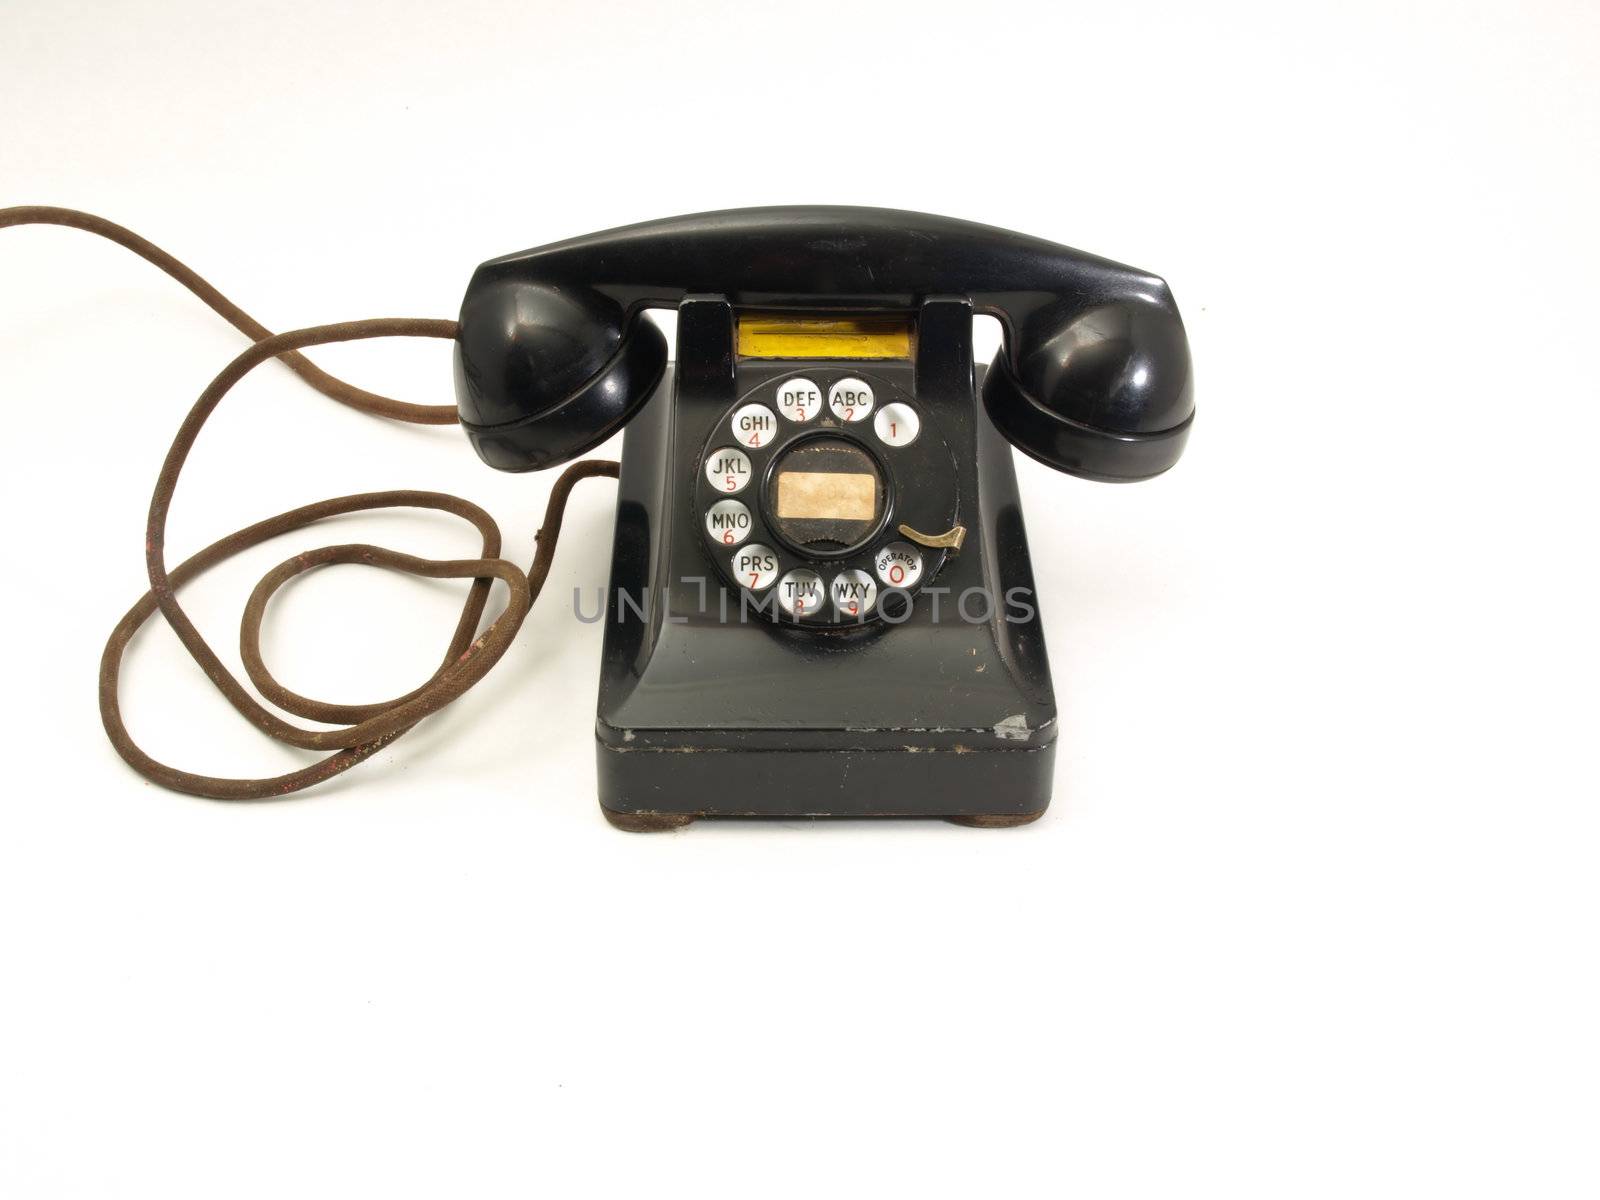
3,206 -> 617,800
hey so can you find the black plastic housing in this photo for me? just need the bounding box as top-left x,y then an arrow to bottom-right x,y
594,299 -> 1057,825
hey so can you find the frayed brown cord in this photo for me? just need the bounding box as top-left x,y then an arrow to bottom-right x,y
0,206 -> 458,424
3,206 -> 619,799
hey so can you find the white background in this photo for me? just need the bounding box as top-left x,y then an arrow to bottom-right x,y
2,1 -> 1596,1195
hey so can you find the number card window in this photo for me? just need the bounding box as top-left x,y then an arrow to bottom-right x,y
765,438 -> 886,555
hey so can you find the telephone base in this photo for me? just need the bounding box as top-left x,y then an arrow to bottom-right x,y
597,807 -> 1049,832
595,739 -> 1055,829
594,314 -> 1060,832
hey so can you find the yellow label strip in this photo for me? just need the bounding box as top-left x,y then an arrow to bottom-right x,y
737,313 -> 912,360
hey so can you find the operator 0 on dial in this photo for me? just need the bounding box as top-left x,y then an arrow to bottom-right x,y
874,542 -> 923,588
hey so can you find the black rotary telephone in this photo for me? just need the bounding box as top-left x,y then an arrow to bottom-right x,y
3,205 -> 1193,829
455,208 -> 1193,828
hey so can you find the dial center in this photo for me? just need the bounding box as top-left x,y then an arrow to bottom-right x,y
763,436 -> 886,557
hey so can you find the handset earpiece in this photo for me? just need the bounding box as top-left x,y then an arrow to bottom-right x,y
981,283 -> 1194,483
454,271 -> 667,472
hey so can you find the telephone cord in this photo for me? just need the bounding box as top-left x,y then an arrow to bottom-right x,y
1,206 -> 616,799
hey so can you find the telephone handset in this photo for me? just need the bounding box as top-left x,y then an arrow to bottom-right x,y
454,207 -> 1192,480
2,204 -> 1190,827
453,208 -> 1193,828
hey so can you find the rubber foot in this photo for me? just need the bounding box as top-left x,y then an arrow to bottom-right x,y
601,807 -> 695,832
945,810 -> 1046,828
